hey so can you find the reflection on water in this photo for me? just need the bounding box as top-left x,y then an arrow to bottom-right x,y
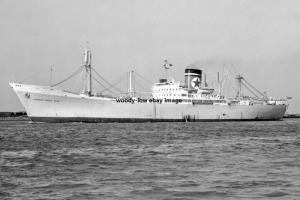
0,119 -> 299,199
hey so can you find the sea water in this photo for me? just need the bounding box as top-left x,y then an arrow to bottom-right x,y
0,119 -> 299,199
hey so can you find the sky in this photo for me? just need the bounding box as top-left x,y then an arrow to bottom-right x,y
0,0 -> 299,113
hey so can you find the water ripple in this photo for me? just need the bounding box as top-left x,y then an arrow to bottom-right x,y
0,119 -> 299,199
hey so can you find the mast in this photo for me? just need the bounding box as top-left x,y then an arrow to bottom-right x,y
50,65 -> 53,85
236,74 -> 243,99
128,70 -> 134,97
83,47 -> 92,96
217,72 -> 220,96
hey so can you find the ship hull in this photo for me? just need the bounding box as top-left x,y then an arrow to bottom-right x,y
10,83 -> 287,123
29,117 -> 285,123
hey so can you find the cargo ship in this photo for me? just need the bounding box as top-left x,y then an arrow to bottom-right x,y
9,48 -> 288,122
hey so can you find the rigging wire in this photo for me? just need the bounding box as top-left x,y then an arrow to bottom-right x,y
134,78 -> 150,92
51,66 -> 83,87
98,73 -> 127,93
92,76 -> 128,96
126,71 -> 128,93
68,69 -> 85,93
241,82 -> 260,98
134,71 -> 154,85
242,78 -> 267,98
134,74 -> 136,94
223,70 -> 238,97
132,71 -> 153,95
92,68 -> 125,93
92,77 -> 125,96
223,68 -> 240,96
92,76 -> 106,88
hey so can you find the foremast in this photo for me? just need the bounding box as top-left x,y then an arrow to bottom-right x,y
82,48 -> 92,96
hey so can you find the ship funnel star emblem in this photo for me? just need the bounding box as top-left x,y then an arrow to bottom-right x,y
191,77 -> 201,89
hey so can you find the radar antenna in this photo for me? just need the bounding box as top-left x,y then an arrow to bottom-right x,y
163,60 -> 173,81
